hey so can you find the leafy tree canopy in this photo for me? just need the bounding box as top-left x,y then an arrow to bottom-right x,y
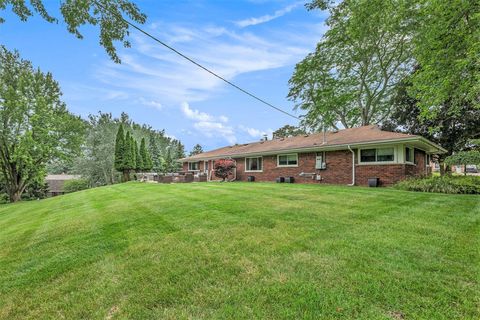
0,46 -> 85,202
272,125 -> 307,139
289,0 -> 416,130
0,0 -> 146,62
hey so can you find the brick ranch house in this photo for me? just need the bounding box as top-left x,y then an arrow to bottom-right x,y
180,125 -> 446,186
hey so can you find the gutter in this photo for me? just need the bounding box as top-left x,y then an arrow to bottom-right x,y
348,145 -> 355,186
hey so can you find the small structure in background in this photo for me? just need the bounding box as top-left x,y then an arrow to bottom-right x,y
45,174 -> 81,197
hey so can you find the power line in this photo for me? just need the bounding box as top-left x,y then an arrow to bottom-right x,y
93,0 -> 301,120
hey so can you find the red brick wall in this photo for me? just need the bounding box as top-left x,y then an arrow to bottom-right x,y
355,164 -> 407,186
182,148 -> 430,186
233,151 -> 353,184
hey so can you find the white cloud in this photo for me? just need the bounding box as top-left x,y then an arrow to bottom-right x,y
180,102 -> 235,144
239,125 -> 273,139
139,97 -> 163,110
180,102 -> 215,122
235,2 -> 302,28
194,121 -> 237,144
94,21 -> 322,104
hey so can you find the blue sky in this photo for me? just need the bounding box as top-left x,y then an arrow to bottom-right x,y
2,0 -> 327,151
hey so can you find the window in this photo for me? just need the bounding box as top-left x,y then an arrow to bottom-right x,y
377,148 -> 394,162
405,147 -> 413,163
360,149 -> 376,162
205,161 -> 209,172
277,154 -> 298,167
246,157 -> 263,171
188,162 -> 199,171
360,148 -> 394,163
315,152 -> 326,169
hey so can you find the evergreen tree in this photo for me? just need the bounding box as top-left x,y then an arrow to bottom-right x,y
122,131 -> 134,181
130,135 -> 137,172
148,132 -> 161,172
114,124 -> 125,172
140,138 -> 153,171
135,140 -> 143,172
145,150 -> 153,171
189,144 -> 204,156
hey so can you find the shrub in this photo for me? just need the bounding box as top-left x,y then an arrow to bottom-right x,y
63,179 -> 90,193
214,159 -> 236,181
395,176 -> 480,194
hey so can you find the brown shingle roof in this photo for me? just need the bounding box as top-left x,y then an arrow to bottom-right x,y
181,125 -> 446,161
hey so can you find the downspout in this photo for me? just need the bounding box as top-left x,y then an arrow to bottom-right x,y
348,145 -> 355,186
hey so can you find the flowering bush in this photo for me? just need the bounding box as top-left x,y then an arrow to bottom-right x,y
214,159 -> 236,181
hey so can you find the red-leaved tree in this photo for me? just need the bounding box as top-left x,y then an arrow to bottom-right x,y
214,159 -> 236,181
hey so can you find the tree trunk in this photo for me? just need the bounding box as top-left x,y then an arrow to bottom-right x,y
8,190 -> 22,203
123,170 -> 130,182
439,163 -> 445,176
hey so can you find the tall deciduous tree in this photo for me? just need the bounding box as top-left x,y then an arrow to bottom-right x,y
289,0 -> 416,129
272,125 -> 307,139
0,47 -> 85,202
75,112 -> 119,186
0,0 -> 146,63
411,0 -> 480,117
382,72 -> 480,174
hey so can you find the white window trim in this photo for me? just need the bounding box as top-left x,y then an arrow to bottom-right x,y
405,146 -> 415,164
358,147 -> 396,165
277,153 -> 298,167
245,156 -> 263,172
188,161 -> 200,171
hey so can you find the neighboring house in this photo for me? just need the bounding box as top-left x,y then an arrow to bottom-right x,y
180,125 -> 446,186
45,174 -> 81,196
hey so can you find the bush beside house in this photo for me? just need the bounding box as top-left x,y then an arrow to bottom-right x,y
395,176 -> 480,194
63,179 -> 90,193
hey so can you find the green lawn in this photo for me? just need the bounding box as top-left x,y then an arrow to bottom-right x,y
0,183 -> 479,319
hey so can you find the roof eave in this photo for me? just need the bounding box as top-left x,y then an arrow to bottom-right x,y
180,137 -> 447,161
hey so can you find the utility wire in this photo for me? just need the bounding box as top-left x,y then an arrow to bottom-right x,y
93,0 -> 301,120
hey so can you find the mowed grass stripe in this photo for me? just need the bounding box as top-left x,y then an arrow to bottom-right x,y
0,182 -> 478,319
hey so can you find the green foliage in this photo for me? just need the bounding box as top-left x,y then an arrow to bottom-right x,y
130,134 -> 137,171
411,0 -> 480,116
63,179 -> 90,194
382,72 -> 480,162
189,144 -> 204,156
445,151 -> 480,167
139,138 -> 152,171
272,125 -> 307,139
135,140 -> 143,171
123,131 -> 134,171
0,46 -> 85,202
75,112 -> 120,186
290,0 -> 415,129
76,112 -> 185,183
0,0 -> 147,63
114,124 -> 126,171
395,176 -> 480,194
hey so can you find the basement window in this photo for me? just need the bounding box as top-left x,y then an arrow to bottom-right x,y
360,148 -> 394,163
246,157 -> 263,172
277,154 -> 298,167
